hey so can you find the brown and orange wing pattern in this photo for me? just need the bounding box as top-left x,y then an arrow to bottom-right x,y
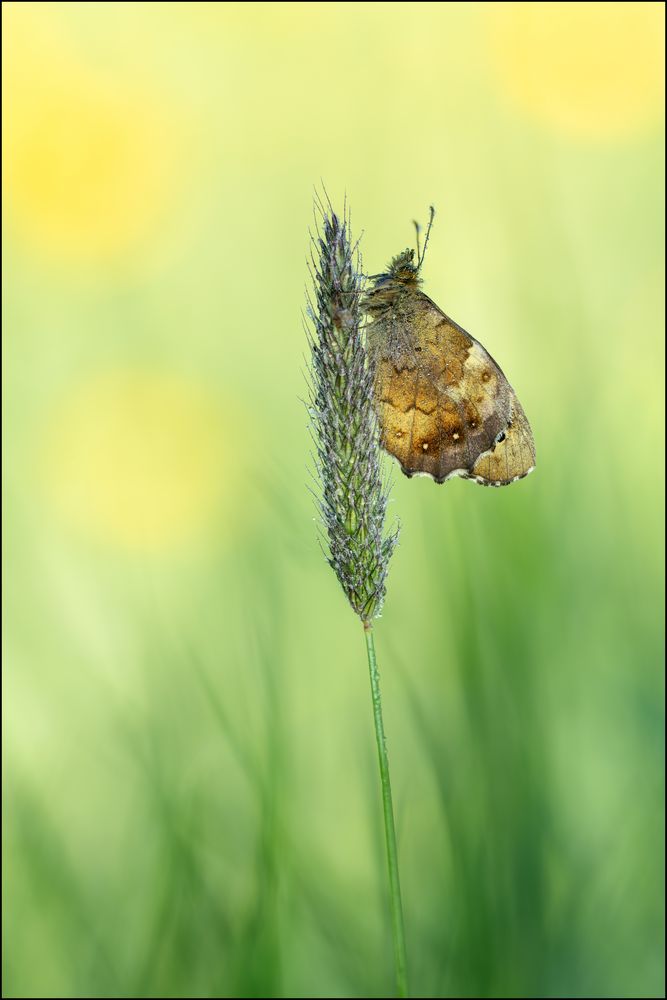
370,292 -> 535,485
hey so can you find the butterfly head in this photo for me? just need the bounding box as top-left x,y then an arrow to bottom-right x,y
364,207 -> 435,315
386,249 -> 421,285
384,205 -> 436,283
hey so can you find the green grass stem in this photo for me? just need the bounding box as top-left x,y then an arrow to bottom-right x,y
364,623 -> 408,998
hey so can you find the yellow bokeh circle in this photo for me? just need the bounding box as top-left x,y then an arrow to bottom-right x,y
3,6 -> 181,261
485,2 -> 664,139
44,372 -> 239,551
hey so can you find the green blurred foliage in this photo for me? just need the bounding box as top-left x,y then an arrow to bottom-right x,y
3,3 -> 664,998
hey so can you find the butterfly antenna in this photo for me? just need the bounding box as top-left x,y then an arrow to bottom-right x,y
413,218 -> 422,265
417,205 -> 436,270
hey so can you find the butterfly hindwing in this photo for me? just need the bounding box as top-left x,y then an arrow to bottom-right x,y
368,287 -> 535,485
470,395 -> 536,486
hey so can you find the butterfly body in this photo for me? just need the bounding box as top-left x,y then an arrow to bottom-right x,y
364,247 -> 536,487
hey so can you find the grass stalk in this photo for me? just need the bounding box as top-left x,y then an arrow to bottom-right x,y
307,197 -> 405,995
364,622 -> 408,998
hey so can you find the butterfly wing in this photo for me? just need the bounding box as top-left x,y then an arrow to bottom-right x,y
469,395 -> 536,486
370,291 -> 536,485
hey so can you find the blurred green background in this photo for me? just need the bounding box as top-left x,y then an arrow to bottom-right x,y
2,3 -> 664,998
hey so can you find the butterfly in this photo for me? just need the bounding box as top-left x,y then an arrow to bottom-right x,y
364,208 -> 536,486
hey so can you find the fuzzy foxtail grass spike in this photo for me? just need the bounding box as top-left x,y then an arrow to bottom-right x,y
306,200 -> 408,996
306,206 -> 398,621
